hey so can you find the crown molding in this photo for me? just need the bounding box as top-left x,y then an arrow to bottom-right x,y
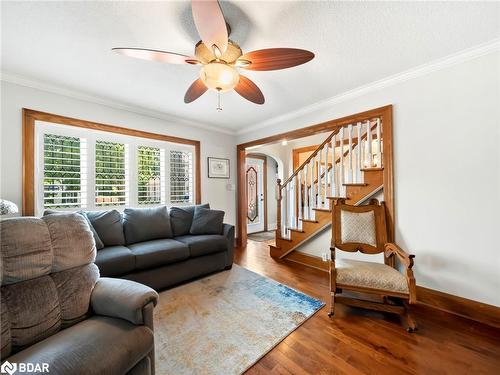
0,72 -> 237,136
237,38 -> 500,135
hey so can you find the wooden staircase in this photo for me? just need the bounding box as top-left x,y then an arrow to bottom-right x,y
270,118 -> 384,262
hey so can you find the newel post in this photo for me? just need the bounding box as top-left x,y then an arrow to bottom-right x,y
276,178 -> 282,239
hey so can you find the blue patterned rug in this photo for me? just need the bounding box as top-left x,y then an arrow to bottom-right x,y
153,264 -> 324,374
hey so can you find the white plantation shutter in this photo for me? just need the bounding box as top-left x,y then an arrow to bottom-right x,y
95,140 -> 128,206
36,123 -> 196,214
138,146 -> 165,205
169,150 -> 194,204
43,134 -> 87,209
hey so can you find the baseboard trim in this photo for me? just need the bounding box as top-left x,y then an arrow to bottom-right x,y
416,286 -> 500,329
284,251 -> 329,272
282,253 -> 500,328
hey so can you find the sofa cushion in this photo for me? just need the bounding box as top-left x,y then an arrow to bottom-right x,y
1,263 -> 99,357
95,246 -> 135,277
7,316 -> 153,375
169,204 -> 209,237
123,206 -> 172,244
85,210 -> 125,246
44,210 -> 104,250
190,207 -> 225,235
128,239 -> 189,270
175,235 -> 228,257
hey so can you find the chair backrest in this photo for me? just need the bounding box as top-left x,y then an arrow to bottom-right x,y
0,214 -> 98,359
332,198 -> 388,254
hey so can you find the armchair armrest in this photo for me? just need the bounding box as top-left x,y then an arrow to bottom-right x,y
384,243 -> 417,303
222,223 -> 235,267
91,278 -> 159,327
384,243 -> 415,269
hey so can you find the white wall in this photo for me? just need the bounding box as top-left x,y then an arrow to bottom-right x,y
0,81 -> 237,225
238,51 -> 500,306
266,156 -> 278,230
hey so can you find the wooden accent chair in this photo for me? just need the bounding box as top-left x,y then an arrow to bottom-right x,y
329,198 -> 417,332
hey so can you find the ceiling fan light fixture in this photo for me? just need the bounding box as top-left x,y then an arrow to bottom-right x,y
235,59 -> 252,67
199,62 -> 240,92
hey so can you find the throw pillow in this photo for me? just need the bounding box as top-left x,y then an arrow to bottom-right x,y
170,203 -> 210,237
123,206 -> 172,244
190,206 -> 224,235
85,210 -> 125,246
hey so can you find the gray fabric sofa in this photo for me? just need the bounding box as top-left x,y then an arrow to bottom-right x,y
84,204 -> 235,291
0,214 -> 159,375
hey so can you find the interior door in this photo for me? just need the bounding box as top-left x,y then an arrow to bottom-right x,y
246,157 -> 265,234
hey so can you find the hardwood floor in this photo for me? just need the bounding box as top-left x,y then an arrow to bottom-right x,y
235,240 -> 500,375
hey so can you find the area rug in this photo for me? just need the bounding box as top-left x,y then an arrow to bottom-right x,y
247,230 -> 275,242
153,265 -> 324,375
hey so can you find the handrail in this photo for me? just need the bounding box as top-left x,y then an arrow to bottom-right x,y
281,119 -> 378,189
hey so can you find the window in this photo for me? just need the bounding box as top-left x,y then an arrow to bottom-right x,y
170,150 -> 193,204
43,134 -> 86,209
95,140 -> 127,207
138,146 -> 164,205
35,121 -> 196,215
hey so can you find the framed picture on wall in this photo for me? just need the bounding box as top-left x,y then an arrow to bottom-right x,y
208,157 -> 230,179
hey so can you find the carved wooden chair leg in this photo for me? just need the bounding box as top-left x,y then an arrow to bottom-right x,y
403,301 -> 417,333
328,292 -> 335,317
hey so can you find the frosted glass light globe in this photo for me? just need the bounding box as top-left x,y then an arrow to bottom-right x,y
200,62 -> 240,92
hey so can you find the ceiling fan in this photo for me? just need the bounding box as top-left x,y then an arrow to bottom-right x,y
112,0 -> 314,110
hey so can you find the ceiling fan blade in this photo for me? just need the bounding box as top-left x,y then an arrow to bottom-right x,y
112,48 -> 199,64
184,79 -> 208,103
239,48 -> 314,71
192,0 -> 228,55
234,75 -> 265,105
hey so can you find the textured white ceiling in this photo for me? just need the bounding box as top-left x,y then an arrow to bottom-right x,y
2,1 -> 499,133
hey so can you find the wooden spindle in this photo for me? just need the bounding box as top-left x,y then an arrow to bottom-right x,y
297,170 -> 302,229
304,163 -> 309,220
292,174 -> 297,229
276,179 -> 282,239
366,120 -> 373,168
284,183 -> 289,238
356,122 -> 362,183
323,144 -> 329,208
331,133 -> 337,196
318,147 -> 323,207
376,118 -> 382,167
311,157 -> 317,212
347,124 -> 353,183
339,127 -> 345,196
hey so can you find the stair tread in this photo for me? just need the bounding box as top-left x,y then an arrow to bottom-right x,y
361,167 -> 384,171
277,236 -> 293,242
343,183 -> 368,186
326,196 -> 349,200
312,208 -> 332,212
300,219 -> 319,223
287,228 -> 305,233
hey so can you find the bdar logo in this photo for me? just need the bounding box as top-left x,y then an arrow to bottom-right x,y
0,361 -> 17,375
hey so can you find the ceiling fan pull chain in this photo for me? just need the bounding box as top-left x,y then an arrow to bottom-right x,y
216,89 -> 223,111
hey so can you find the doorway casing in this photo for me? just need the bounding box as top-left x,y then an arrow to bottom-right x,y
236,105 -> 394,247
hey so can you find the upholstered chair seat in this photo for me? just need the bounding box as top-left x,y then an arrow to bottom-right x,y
336,259 -> 409,294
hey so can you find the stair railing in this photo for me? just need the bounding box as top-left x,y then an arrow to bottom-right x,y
276,118 -> 382,240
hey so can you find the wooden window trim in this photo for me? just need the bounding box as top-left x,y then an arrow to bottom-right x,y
236,105 -> 393,247
22,108 -> 201,216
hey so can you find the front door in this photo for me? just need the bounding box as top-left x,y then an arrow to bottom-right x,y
246,157 -> 265,234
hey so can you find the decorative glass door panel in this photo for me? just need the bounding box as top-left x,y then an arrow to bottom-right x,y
246,157 -> 265,233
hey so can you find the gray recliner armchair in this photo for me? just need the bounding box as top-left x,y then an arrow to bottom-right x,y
0,214 -> 158,375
